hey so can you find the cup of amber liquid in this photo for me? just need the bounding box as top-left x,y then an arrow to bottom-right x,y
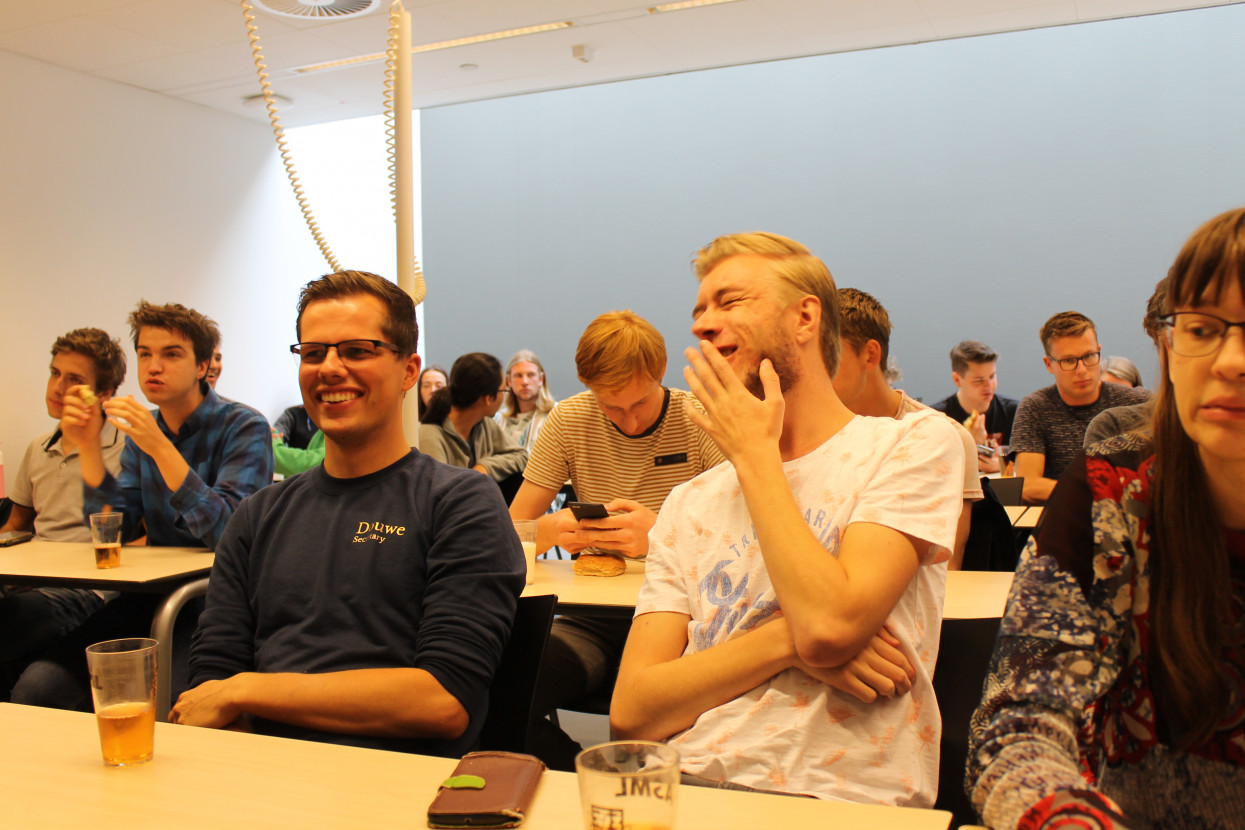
85,638 -> 158,766
512,519 -> 539,585
89,511 -> 123,569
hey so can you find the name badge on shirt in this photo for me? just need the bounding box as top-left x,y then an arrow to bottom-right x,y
654,453 -> 687,466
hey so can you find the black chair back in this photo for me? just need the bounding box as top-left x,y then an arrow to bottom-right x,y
988,476 -> 1025,505
961,478 -> 1022,571
478,594 -> 558,754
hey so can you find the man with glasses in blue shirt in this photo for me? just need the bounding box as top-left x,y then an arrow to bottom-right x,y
173,270 -> 523,756
1011,311 -> 1150,503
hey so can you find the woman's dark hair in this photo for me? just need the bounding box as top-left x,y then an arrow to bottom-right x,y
420,353 -> 503,424
1150,206 -> 1245,744
416,365 -> 448,420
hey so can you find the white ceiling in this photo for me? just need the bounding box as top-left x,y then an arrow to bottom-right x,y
0,0 -> 1238,127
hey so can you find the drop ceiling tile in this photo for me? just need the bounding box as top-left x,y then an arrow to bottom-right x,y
247,29 -> 366,70
307,9 -> 416,53
1075,0 -> 1230,20
288,61 -> 390,104
94,0 -> 258,50
424,0 -> 606,31
180,75 -> 348,120
759,0 -> 930,35
930,2 -> 1077,37
621,2 -> 786,58
93,49 -> 243,92
0,17 -> 181,71
0,0 -> 139,33
783,19 -> 939,53
917,0 -> 1068,16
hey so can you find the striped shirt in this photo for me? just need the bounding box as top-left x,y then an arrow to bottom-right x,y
523,388 -> 725,514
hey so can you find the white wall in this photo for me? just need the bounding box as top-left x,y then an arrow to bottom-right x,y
284,113 -> 425,357
0,50 -> 328,492
421,5 -> 1245,405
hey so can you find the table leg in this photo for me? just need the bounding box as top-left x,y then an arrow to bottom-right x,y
149,577 -> 210,722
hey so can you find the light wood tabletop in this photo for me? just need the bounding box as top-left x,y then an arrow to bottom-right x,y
1015,506 -> 1043,529
942,570 -> 1014,619
0,539 -> 212,591
1,540 -> 214,721
522,556 -> 647,617
524,558 -> 1014,621
3,703 -> 950,829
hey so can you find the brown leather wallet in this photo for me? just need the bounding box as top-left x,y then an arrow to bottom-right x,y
427,751 -> 546,828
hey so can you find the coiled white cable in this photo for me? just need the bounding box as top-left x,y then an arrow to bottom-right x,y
241,0 -> 340,272
384,0 -> 427,305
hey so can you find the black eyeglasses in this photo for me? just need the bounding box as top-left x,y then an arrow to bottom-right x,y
1046,350 -> 1101,371
290,340 -> 400,365
1162,312 -> 1245,357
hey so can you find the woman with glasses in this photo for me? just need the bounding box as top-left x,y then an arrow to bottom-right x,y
967,207 -> 1245,830
418,353 -> 528,502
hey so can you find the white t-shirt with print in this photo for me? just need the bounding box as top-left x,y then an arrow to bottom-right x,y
635,409 -> 964,806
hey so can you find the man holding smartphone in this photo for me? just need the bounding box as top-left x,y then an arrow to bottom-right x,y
509,310 -> 725,768
1,329 -> 126,685
930,340 -> 1019,473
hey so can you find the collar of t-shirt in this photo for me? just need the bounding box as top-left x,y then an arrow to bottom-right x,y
607,387 -> 670,440
43,423 -> 122,457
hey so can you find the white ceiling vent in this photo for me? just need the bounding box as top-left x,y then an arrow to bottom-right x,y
252,0 -> 381,20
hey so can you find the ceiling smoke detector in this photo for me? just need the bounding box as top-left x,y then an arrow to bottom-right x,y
252,0 -> 381,20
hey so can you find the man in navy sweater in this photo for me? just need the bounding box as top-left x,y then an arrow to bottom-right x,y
173,270 -> 524,756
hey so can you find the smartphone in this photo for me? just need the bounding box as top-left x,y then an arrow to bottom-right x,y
568,501 -> 610,521
976,444 -> 996,457
0,530 -> 34,547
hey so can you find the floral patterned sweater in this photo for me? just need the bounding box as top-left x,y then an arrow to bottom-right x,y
967,435 -> 1245,829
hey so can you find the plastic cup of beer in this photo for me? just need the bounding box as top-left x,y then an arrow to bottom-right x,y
511,519 -> 538,586
996,445 -> 1014,478
85,638 -> 157,766
89,511 -> 123,569
576,741 -> 679,830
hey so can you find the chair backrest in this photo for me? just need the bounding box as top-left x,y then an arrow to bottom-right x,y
477,593 -> 558,754
961,479 -> 1022,571
932,616 -> 1002,829
987,476 -> 1025,506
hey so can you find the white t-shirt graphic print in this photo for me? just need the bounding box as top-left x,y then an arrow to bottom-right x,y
635,409 -> 964,805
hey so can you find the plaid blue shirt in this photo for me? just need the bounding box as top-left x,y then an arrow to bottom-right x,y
83,387 -> 274,549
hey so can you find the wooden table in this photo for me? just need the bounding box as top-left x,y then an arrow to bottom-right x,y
2,703 -> 951,829
0,540 -> 214,720
524,559 -> 1014,621
0,539 -> 212,590
942,570 -> 1014,619
1004,505 -> 1044,528
522,556 -> 647,618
